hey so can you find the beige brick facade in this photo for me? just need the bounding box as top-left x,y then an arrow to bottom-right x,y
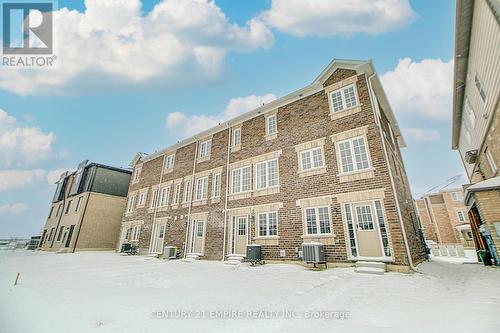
121,60 -> 426,268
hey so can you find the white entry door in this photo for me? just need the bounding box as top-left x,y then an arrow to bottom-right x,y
150,223 -> 166,254
190,220 -> 205,254
353,203 -> 383,258
231,216 -> 248,256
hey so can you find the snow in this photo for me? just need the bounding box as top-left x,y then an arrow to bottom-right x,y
1,250 -> 499,333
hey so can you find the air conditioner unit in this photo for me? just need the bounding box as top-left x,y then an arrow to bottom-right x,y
302,243 -> 325,265
162,246 -> 177,259
465,150 -> 478,164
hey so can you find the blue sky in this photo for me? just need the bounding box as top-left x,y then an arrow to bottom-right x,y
0,0 -> 465,238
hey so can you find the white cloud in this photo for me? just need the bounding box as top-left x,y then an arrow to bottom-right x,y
0,0 -> 274,95
166,93 -> 277,137
403,128 -> 441,144
0,169 -> 45,191
0,203 -> 28,214
261,0 -> 415,37
381,58 -> 454,120
0,109 -> 55,166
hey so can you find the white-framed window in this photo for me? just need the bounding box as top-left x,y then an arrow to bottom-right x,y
183,180 -> 191,203
48,206 -> 54,218
165,154 -> 175,170
355,205 -> 375,230
132,166 -> 142,183
266,114 -> 277,135
299,147 -> 325,171
138,191 -> 147,206
474,73 -> 487,103
131,225 -> 141,241
256,159 -> 278,189
198,140 -> 211,158
457,210 -> 467,223
464,99 -> 476,129
329,84 -> 359,113
232,166 -> 252,194
150,189 -> 159,209
195,177 -> 208,201
65,200 -> 72,214
159,186 -> 170,207
127,195 -> 136,213
56,203 -> 63,216
173,183 -> 181,205
304,206 -> 331,235
451,191 -> 462,201
75,197 -> 83,212
485,147 -> 497,174
213,173 -> 221,198
196,221 -> 204,237
258,212 -> 278,237
56,226 -> 64,242
232,128 -> 241,147
338,136 -> 370,173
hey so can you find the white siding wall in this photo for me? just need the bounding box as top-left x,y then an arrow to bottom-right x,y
459,0 -> 500,179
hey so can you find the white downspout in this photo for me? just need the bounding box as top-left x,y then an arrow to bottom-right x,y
366,73 -> 417,271
183,139 -> 199,258
221,124 -> 232,261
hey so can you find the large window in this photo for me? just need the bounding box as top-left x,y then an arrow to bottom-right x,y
56,226 -> 64,241
258,212 -> 278,237
183,180 -> 191,203
65,200 -> 72,214
451,191 -> 462,201
232,128 -> 241,147
127,195 -> 136,213
159,186 -> 170,207
266,114 -> 277,135
75,197 -> 83,212
329,84 -> 358,113
138,191 -> 147,206
256,159 -> 278,189
132,166 -> 142,183
131,225 -> 141,241
164,154 -> 175,170
150,189 -> 159,209
195,177 -> 208,201
198,140 -> 211,158
355,205 -> 374,230
299,147 -> 324,171
457,210 -> 467,223
213,173 -> 221,198
232,166 -> 252,194
304,207 -> 331,235
338,136 -> 370,173
173,184 -> 181,205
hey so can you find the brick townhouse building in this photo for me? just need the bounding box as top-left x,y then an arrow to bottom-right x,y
120,59 -> 427,270
40,160 -> 131,252
415,188 -> 473,248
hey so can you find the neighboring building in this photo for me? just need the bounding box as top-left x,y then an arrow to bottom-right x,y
121,59 -> 426,270
40,160 -> 131,252
416,189 -> 473,248
452,0 -> 500,264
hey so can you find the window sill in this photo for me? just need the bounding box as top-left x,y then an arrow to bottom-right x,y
231,144 -> 241,153
254,236 -> 279,246
229,191 -> 252,201
197,155 -> 211,163
253,186 -> 280,197
301,234 -> 335,245
265,132 -> 278,141
192,199 -> 208,207
329,104 -> 362,120
211,197 -> 221,204
338,168 -> 375,183
164,168 -> 174,174
255,236 -> 279,240
298,166 -> 327,178
157,206 -> 169,212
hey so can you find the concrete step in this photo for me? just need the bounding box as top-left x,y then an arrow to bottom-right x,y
55,248 -> 68,254
354,267 -> 385,275
186,254 -> 200,260
226,255 -> 244,262
181,258 -> 195,262
355,261 -> 386,270
223,260 -> 241,266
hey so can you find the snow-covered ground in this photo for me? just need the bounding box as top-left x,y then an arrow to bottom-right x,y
1,251 -> 499,333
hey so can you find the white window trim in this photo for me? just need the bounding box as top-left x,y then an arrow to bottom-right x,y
127,195 -> 136,214
164,154 -> 175,171
131,225 -> 141,241
265,114 -> 278,136
231,165 -> 252,194
159,186 -> 170,207
173,183 -> 181,205
75,196 -> 83,212
257,211 -> 279,237
137,189 -> 148,207
336,135 -> 373,175
212,173 -> 222,198
132,165 -> 142,184
255,159 -> 279,190
298,147 -> 326,172
198,139 -> 212,159
303,206 -> 333,236
328,83 -> 360,114
183,180 -> 192,203
195,177 -> 209,201
231,127 -> 241,148
457,210 -> 467,223
150,189 -> 159,209
451,191 -> 462,201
